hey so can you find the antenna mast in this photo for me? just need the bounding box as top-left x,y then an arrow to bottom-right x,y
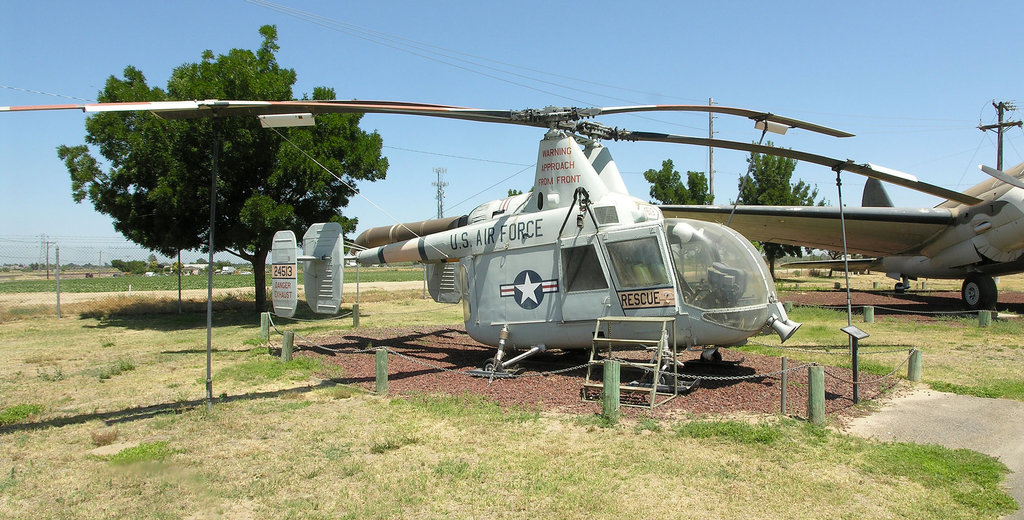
432,167 -> 448,218
978,101 -> 1022,170
708,97 -> 715,201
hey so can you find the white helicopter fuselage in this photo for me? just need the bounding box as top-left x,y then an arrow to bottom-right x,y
355,130 -> 798,351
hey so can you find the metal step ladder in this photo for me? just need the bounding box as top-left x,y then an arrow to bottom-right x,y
582,316 -> 694,409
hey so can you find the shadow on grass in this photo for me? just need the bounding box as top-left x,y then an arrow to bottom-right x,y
82,306 -> 262,332
0,378 -> 361,435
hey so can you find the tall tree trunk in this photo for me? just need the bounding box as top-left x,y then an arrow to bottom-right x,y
251,248 -> 267,312
768,254 -> 777,281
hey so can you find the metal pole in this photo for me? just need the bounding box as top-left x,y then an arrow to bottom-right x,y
851,337 -> 859,403
780,356 -> 787,415
55,245 -> 61,318
835,168 -> 857,402
353,260 -> 361,327
177,250 -> 182,314
205,125 -> 219,410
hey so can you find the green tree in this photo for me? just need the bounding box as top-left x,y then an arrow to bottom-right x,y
57,26 -> 388,310
737,143 -> 822,278
643,159 -> 713,205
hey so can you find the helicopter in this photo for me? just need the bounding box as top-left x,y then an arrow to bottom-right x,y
5,99 -> 942,374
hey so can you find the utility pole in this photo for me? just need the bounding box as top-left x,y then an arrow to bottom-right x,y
432,167 -> 448,218
978,101 -> 1022,171
41,235 -> 55,280
708,97 -> 715,202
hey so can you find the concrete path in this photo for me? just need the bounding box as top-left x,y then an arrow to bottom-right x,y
847,388 -> 1024,519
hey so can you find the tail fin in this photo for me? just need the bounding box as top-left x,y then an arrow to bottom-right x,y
862,178 -> 894,207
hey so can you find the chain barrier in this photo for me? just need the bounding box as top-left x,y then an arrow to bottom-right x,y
362,303 -> 460,316
822,349 -> 915,386
866,305 -> 979,316
792,302 -> 980,317
747,340 -> 914,356
269,311 -> 353,323
266,313 -> 914,386
613,357 -> 815,382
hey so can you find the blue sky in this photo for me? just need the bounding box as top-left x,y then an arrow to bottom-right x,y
2,0 -> 1022,260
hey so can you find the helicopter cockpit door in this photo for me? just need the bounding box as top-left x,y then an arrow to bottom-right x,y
598,226 -> 678,317
558,236 -> 612,322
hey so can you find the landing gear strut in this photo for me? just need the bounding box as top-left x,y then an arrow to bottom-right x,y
894,276 -> 909,294
962,274 -> 997,310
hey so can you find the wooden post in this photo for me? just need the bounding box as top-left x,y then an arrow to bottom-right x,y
834,282 -> 841,290
602,359 -> 620,422
780,357 -> 788,415
908,349 -> 922,382
978,310 -> 992,327
863,306 -> 874,323
375,347 -> 388,395
260,312 -> 270,339
352,303 -> 360,328
281,331 -> 294,362
872,281 -> 879,290
807,365 -> 825,426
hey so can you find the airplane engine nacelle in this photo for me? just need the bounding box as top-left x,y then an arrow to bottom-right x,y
970,191 -> 1024,263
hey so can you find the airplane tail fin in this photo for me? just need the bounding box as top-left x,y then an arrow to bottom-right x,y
862,178 -> 894,207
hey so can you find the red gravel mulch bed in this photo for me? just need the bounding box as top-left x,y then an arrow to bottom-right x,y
301,289 -> 1024,419
304,324 -> 892,420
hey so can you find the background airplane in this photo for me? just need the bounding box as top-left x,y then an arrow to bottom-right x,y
662,161 -> 1024,310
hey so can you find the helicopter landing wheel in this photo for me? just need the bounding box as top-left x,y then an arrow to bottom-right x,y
481,357 -> 504,373
700,348 -> 723,363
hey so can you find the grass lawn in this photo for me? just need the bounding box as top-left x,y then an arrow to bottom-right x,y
0,286 -> 1018,519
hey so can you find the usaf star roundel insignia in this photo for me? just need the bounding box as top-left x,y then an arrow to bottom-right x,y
499,270 -> 559,310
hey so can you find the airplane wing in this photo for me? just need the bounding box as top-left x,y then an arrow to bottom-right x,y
660,205 -> 956,256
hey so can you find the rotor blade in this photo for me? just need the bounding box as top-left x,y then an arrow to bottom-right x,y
2,100 -> 853,137
594,105 -> 854,138
1,99 -> 526,125
979,164 -> 1024,190
625,131 -> 981,205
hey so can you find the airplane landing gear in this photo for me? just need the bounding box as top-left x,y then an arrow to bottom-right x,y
894,276 -> 909,294
962,274 -> 997,310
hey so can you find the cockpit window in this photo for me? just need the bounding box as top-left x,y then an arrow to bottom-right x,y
667,220 -> 768,311
604,237 -> 671,289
